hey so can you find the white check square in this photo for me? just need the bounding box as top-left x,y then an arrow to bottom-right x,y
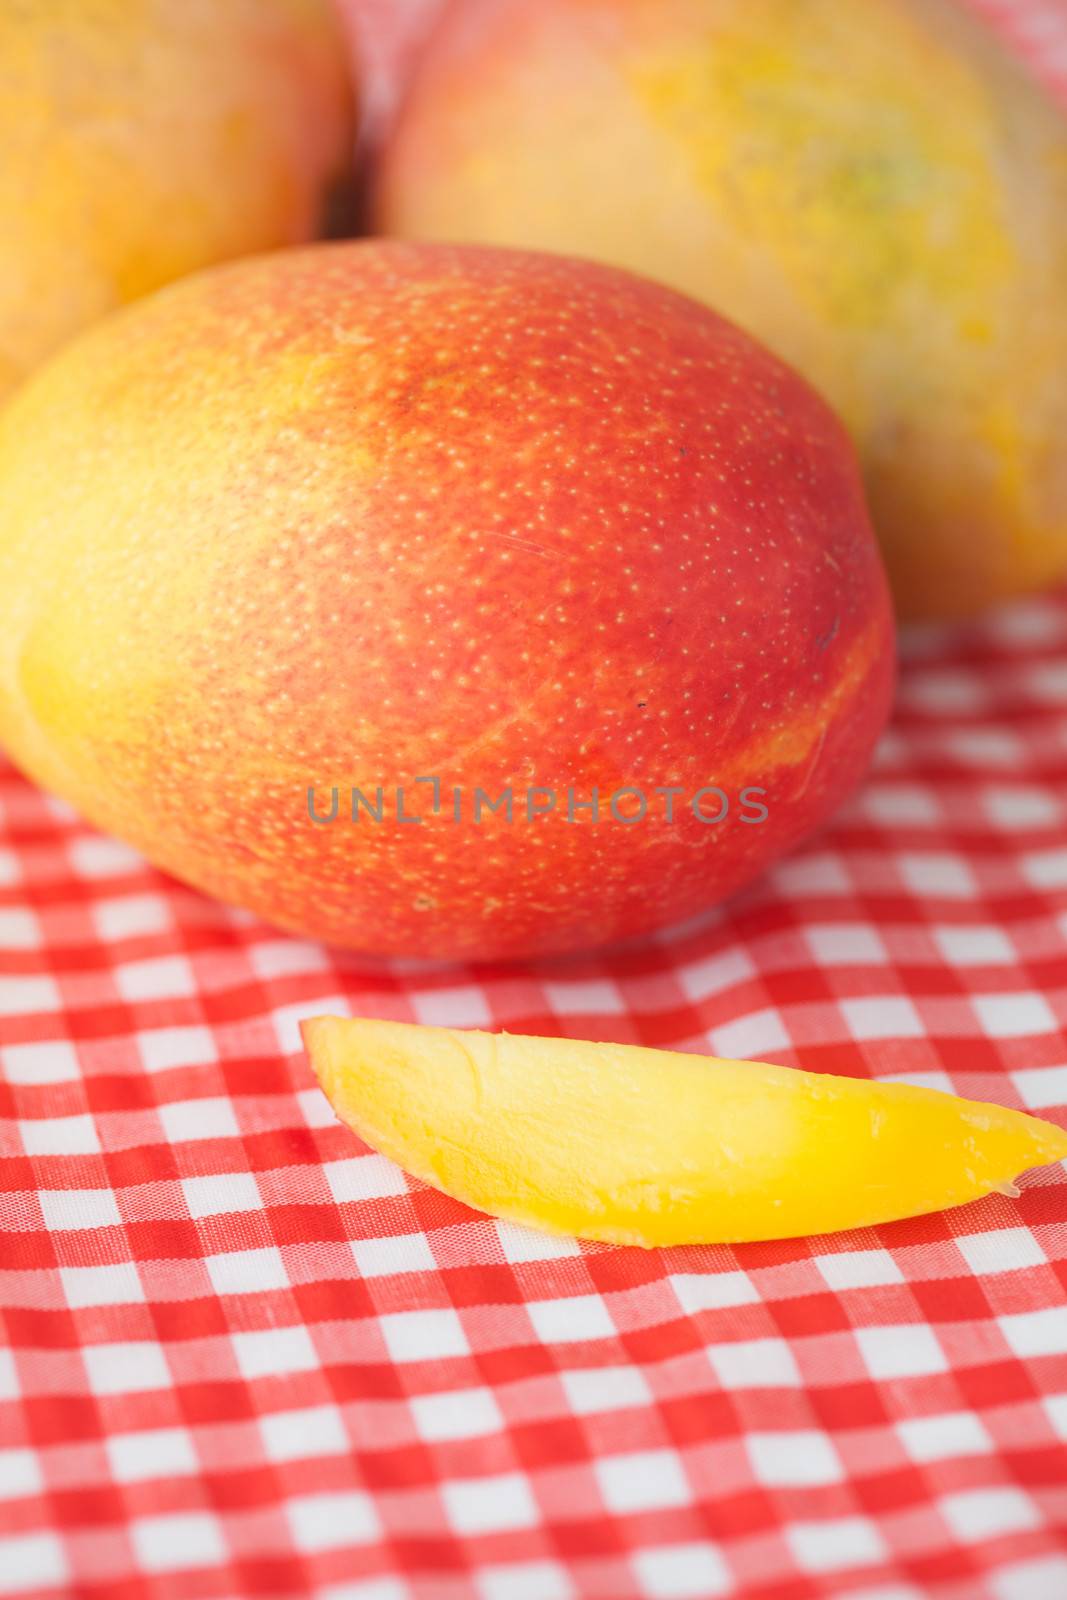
410,986 -> 492,1028
896,1412 -> 991,1463
934,926 -> 1014,967
69,836 -> 142,878
130,1512 -> 225,1573
351,1232 -> 437,1279
379,1308 -> 468,1363
677,946 -> 755,1003
249,941 -> 328,979
746,1431 -> 842,1487
115,956 -> 195,1002
787,1516 -> 887,1573
139,1026 -> 216,1075
181,1172 -> 262,1219
478,1561 -> 572,1600
955,1228 -> 1045,1276
956,726 -> 1028,767
596,1450 -> 689,1514
39,1188 -> 122,1231
992,1557 -> 1067,1600
0,976 -> 59,1015
232,1326 -> 319,1380
841,996 -> 924,1041
94,895 -> 169,941
999,1308 -> 1067,1359
260,1406 -> 349,1464
1043,1393 -> 1067,1440
61,1262 -> 144,1309
0,909 -> 39,948
106,1428 -> 198,1483
205,1247 -> 289,1296
159,1098 -> 239,1144
864,785 -> 938,826
1,1041 -> 79,1084
707,1338 -> 801,1390
985,786 -> 1060,829
671,1271 -> 758,1312
21,1113 -> 100,1156
543,978 -> 625,1016
773,853 -> 850,896
442,1473 -> 538,1535
0,1349 -> 18,1401
710,1009 -> 790,1059
814,1250 -> 904,1290
560,1366 -> 651,1415
0,1448 -> 42,1500
631,1542 -> 732,1599
323,1155 -> 409,1204
496,1221 -> 582,1262
272,997 -> 348,1055
940,1487 -> 1038,1543
1011,1065 -> 1067,1110
900,853 -> 975,898
905,670 -> 982,714
1029,663 -> 1067,704
296,1085 -> 339,1129
973,993 -> 1056,1039
0,1533 -> 68,1595
806,925 -> 886,966
1024,850 -> 1067,891
319,1583 -> 406,1600
83,1341 -> 170,1396
855,1325 -> 947,1380
527,1295 -> 615,1345
411,1387 -> 502,1442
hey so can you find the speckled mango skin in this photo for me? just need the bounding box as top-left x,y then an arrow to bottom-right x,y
0,241 -> 893,960
0,0 -> 354,403
377,0 -> 1067,620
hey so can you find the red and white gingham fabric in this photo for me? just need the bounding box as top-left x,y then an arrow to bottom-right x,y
4,5 -> 1067,1599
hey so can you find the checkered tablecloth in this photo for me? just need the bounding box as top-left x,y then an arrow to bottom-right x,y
4,5 -> 1067,1599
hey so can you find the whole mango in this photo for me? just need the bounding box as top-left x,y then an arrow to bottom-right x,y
0,242 -> 893,959
0,0 -> 355,403
377,0 -> 1067,620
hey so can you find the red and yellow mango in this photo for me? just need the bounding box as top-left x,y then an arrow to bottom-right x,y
378,0 -> 1067,619
0,0 -> 355,403
0,241 -> 892,958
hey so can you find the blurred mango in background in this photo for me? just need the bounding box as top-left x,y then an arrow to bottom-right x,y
0,0 -> 355,404
378,0 -> 1067,620
337,0 -> 444,141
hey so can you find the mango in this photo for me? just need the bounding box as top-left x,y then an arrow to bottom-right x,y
303,1017 -> 1067,1246
336,0 -> 446,135
0,240 -> 892,960
0,0 -> 355,403
377,0 -> 1067,619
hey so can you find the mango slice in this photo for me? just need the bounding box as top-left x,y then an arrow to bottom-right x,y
302,1016 -> 1067,1247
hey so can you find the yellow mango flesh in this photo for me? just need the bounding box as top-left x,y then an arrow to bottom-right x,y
303,1017 -> 1067,1247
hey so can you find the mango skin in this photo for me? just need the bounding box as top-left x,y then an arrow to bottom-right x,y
304,1017 -> 1067,1246
0,0 -> 355,403
0,240 -> 893,960
335,0 -> 446,135
377,0 -> 1067,620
